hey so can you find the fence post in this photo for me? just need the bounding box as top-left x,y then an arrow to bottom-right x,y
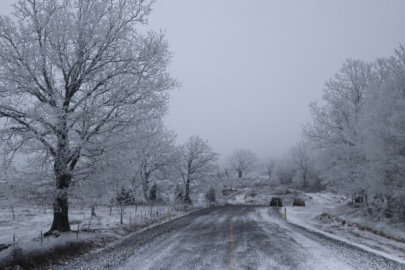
284,207 -> 287,220
168,208 -> 171,221
13,234 -> 15,247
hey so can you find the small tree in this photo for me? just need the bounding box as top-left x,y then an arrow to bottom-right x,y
290,141 -> 310,189
148,182 -> 158,202
178,136 -> 219,205
174,183 -> 184,207
116,187 -> 133,225
265,158 -> 277,181
0,165 -> 32,220
205,187 -> 216,207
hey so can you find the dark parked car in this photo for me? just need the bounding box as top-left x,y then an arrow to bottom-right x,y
293,198 -> 305,207
270,197 -> 283,207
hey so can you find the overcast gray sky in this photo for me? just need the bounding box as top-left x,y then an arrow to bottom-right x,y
2,1 -> 405,164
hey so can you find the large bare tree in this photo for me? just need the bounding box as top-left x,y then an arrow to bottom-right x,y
0,0 -> 177,234
229,149 -> 257,178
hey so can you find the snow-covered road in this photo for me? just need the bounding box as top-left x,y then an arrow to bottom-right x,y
58,205 -> 405,269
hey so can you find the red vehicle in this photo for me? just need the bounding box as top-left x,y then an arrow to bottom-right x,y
293,199 -> 305,207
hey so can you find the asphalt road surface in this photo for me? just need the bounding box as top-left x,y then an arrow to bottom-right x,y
59,205 -> 405,270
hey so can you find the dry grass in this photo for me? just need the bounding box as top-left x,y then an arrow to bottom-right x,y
0,240 -> 96,270
316,212 -> 405,244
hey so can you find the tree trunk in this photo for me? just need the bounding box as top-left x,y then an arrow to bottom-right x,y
238,171 -> 243,178
46,162 -> 72,235
183,178 -> 192,205
120,204 -> 123,224
141,169 -> 150,202
45,111 -> 75,235
91,206 -> 97,217
47,192 -> 70,234
142,181 -> 149,202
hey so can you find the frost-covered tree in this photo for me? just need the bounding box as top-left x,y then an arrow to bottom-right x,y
148,182 -> 158,201
0,165 -> 30,220
290,141 -> 310,189
228,149 -> 257,178
303,59 -> 374,194
178,136 -> 219,205
264,158 -> 277,181
288,141 -> 324,191
174,183 -> 183,206
115,187 -> 134,224
205,187 -> 216,207
0,0 -> 177,234
129,120 -> 179,202
359,47 -> 405,210
85,119 -> 179,204
274,157 -> 295,186
303,46 -> 405,210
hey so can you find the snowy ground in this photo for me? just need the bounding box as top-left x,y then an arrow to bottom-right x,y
285,193 -> 405,264
0,203 -> 194,263
222,185 -> 405,265
0,205 -> 161,243
0,190 -> 208,247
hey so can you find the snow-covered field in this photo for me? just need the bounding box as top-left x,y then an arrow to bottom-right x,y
0,203 -> 193,265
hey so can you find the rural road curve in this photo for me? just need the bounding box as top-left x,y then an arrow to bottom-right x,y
58,205 -> 405,270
